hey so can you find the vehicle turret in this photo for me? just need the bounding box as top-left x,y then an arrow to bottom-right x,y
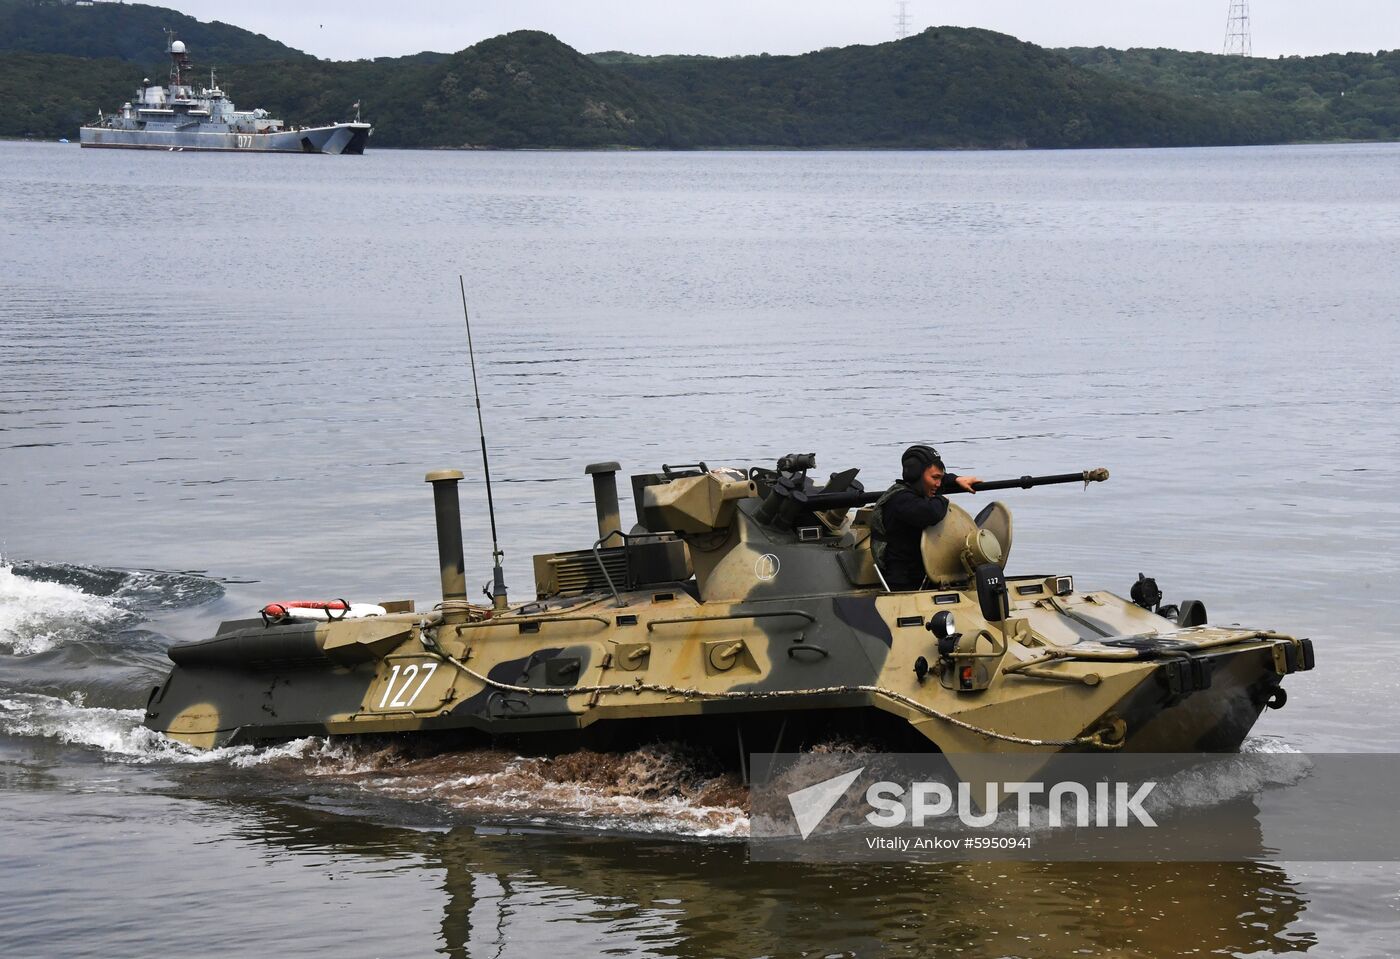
638,466 -> 756,535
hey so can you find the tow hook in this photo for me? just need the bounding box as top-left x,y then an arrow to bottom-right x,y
1087,717 -> 1128,749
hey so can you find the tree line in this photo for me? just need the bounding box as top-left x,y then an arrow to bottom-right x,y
3,7 -> 1397,149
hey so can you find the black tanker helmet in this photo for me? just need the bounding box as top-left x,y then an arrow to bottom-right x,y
900,444 -> 945,484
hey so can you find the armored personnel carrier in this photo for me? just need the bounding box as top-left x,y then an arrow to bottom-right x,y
143,455 -> 1314,762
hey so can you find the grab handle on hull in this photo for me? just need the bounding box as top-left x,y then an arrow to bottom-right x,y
647,610 -> 817,632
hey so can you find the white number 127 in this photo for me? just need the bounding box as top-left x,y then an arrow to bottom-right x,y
377,661 -> 438,709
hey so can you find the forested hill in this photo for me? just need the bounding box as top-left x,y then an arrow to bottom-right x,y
3,0 -> 1399,149
1063,46 -> 1400,141
0,0 -> 305,62
598,28 -> 1268,149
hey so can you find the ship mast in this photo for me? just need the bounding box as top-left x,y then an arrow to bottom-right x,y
165,30 -> 190,90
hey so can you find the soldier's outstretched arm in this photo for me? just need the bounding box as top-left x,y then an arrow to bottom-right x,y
886,488 -> 951,529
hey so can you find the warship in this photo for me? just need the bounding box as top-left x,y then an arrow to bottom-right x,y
142,452 -> 1315,765
79,36 -> 370,154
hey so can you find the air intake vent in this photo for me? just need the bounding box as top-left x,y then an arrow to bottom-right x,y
533,540 -> 691,599
535,547 -> 629,598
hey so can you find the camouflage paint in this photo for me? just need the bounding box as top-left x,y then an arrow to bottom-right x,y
143,461 -> 1314,758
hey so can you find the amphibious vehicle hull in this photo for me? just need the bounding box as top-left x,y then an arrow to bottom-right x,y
79,122 -> 371,154
145,581 -> 1311,757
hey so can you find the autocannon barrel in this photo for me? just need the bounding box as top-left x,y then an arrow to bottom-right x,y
967,468 -> 1110,493
791,468 -> 1110,510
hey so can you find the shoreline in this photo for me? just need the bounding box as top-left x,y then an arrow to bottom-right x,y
5,134 -> 1398,153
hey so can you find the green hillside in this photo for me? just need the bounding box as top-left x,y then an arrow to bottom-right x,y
0,26 -> 1277,148
0,0 -> 305,63
4,0 -> 1399,149
0,51 -> 132,137
1065,46 -> 1400,141
602,28 -> 1272,148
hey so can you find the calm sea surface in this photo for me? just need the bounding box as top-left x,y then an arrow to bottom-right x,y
2,140 -> 1399,957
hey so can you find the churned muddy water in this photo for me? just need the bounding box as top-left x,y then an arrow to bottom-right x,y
2,140 -> 1399,957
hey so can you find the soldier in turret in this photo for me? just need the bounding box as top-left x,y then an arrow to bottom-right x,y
870,445 -> 980,591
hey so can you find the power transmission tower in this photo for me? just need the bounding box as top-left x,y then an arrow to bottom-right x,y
894,1 -> 912,40
1223,0 -> 1252,56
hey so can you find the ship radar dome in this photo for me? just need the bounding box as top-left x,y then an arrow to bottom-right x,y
170,40 -> 186,54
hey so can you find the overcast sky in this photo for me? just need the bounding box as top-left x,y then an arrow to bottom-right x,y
163,1 -> 1399,61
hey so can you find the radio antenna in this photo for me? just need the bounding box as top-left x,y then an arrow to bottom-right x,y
459,276 -> 507,609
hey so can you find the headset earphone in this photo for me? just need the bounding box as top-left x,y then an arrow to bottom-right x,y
901,444 -> 944,484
